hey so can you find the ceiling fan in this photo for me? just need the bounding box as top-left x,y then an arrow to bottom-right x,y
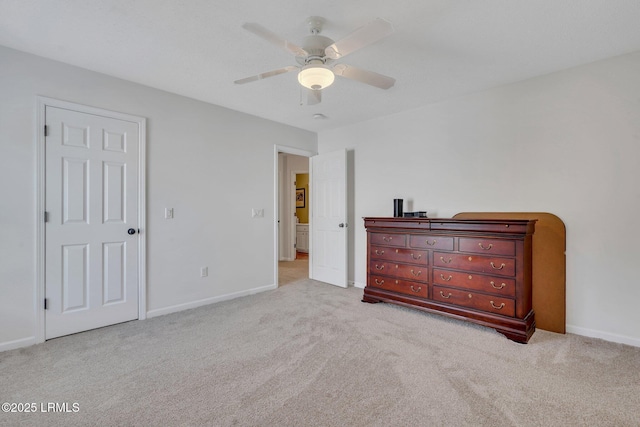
234,16 -> 396,105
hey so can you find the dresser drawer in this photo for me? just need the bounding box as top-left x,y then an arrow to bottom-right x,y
433,285 -> 515,317
433,252 -> 515,277
370,246 -> 428,265
459,238 -> 515,256
369,261 -> 428,282
432,269 -> 516,297
370,233 -> 406,247
409,235 -> 454,251
369,274 -> 428,298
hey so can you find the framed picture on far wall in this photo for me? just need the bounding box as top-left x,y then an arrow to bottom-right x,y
296,188 -> 305,208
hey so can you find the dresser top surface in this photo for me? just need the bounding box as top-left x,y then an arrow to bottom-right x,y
363,217 -> 536,234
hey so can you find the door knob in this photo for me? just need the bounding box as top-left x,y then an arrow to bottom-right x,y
127,228 -> 136,235
339,223 -> 347,228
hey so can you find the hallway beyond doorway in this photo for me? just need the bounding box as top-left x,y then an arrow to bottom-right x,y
278,252 -> 308,286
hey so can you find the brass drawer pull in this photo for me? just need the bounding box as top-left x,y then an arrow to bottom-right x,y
410,285 -> 422,293
478,243 -> 493,250
440,291 -> 452,299
490,281 -> 506,290
410,269 -> 422,277
426,239 -> 437,246
440,256 -> 452,264
374,279 -> 384,285
490,262 -> 506,270
375,249 -> 385,256
490,301 -> 505,310
382,236 -> 392,242
410,253 -> 421,260
375,264 -> 384,270
440,274 -> 452,282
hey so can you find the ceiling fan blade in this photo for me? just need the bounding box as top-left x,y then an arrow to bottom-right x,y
325,18 -> 394,60
234,66 -> 298,85
332,64 -> 395,89
307,89 -> 322,105
242,23 -> 308,57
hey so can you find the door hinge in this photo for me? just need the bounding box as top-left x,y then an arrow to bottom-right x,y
44,211 -> 49,222
44,125 -> 49,137
44,298 -> 48,310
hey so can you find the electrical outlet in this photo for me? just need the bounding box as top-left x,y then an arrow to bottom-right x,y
200,267 -> 208,277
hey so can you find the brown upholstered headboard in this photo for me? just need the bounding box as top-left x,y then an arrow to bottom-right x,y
454,212 -> 566,334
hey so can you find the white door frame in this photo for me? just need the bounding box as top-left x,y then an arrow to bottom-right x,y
273,145 -> 316,287
35,96 -> 147,343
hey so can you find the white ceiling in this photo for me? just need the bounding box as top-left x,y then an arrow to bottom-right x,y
2,0 -> 640,132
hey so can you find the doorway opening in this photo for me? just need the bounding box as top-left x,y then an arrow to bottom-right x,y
274,146 -> 348,289
276,150 -> 311,286
293,171 -> 309,258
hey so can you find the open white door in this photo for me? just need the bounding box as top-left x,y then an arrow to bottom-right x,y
310,149 -> 347,287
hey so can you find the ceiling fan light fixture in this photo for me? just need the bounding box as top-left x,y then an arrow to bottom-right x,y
298,65 -> 335,90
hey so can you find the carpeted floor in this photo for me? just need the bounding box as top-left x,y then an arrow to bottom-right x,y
1,279 -> 639,426
278,254 -> 309,286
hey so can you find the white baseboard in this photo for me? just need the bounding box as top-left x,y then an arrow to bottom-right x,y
0,336 -> 36,353
346,285 -> 639,347
566,324 -> 640,348
146,283 -> 277,318
353,281 -> 366,289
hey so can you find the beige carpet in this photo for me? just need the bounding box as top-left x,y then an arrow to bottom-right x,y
278,255 -> 309,286
1,279 -> 639,426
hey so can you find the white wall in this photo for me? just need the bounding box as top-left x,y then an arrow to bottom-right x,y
0,46 -> 316,351
318,51 -> 640,347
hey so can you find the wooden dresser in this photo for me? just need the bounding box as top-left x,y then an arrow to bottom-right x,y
363,217 -> 536,343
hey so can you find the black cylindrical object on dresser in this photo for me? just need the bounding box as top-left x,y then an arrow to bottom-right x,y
393,199 -> 403,217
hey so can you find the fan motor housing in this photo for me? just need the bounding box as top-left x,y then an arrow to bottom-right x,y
297,35 -> 334,65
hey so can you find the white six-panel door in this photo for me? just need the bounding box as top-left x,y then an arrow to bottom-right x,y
45,106 -> 140,339
311,149 -> 348,288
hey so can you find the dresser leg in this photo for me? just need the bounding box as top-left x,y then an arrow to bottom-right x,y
496,325 -> 535,344
361,295 -> 381,304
